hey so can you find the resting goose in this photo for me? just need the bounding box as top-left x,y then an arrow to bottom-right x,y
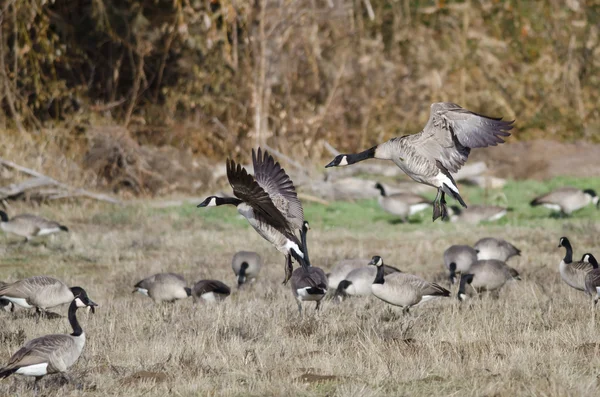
373,183 -> 430,222
458,259 -> 520,300
325,102 -> 513,221
448,205 -> 509,224
531,187 -> 599,215
191,280 -> 231,303
232,251 -> 263,287
474,237 -> 521,262
583,254 -> 600,304
0,211 -> 69,241
198,148 -> 306,284
558,237 -> 598,291
443,245 -> 478,283
133,273 -> 191,303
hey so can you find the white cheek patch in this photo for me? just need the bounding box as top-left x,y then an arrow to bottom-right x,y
75,298 -> 85,308
593,196 -> 599,205
377,258 -> 383,266
207,198 -> 218,207
338,156 -> 348,166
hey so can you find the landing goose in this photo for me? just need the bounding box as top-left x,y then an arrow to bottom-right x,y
448,205 -> 509,224
191,280 -> 231,303
335,263 -> 401,300
458,259 -> 520,300
531,187 -> 599,215
325,102 -> 513,220
0,211 -> 69,241
133,273 -> 191,303
557,237 -> 598,291
373,183 -> 430,222
583,255 -> 600,304
198,148 -> 306,284
327,258 -> 369,291
0,290 -> 97,389
369,256 -> 450,314
232,251 -> 263,287
474,237 -> 521,262
290,221 -> 328,315
0,276 -> 96,315
443,245 -> 478,283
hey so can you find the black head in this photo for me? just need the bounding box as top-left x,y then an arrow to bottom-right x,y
185,287 -> 192,297
240,262 -> 249,271
558,236 -> 570,248
197,196 -> 219,208
449,205 -> 462,216
583,189 -> 597,197
337,279 -> 352,292
448,262 -> 457,284
582,253 -> 599,268
374,183 -> 386,196
325,155 -> 349,168
0,210 -> 8,222
368,256 -> 383,267
70,287 -> 98,313
508,267 -> 521,280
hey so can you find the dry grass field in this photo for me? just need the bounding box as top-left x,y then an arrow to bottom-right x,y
1,177 -> 600,396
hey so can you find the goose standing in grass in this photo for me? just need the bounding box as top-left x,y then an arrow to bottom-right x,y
0,277 -> 96,315
557,237 -> 598,291
448,205 -> 510,224
369,256 -> 450,314
443,245 -> 478,283
335,263 -> 401,301
583,255 -> 600,304
290,221 -> 328,315
325,102 -> 513,221
232,251 -> 263,287
530,187 -> 599,215
192,280 -> 231,303
0,211 -> 69,242
133,273 -> 191,303
327,258 -> 370,291
198,148 -> 307,284
0,290 -> 97,390
474,237 -> 521,262
373,183 -> 430,222
457,259 -> 520,300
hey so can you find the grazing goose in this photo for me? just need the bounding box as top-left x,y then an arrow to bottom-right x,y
583,255 -> 600,304
0,211 -> 68,241
448,205 -> 509,224
192,280 -> 231,303
335,263 -> 402,300
0,276 -> 96,315
530,187 -> 599,215
327,258 -> 370,291
369,256 -> 450,314
557,237 -> 598,291
133,273 -> 191,303
443,245 -> 478,283
457,259 -> 520,300
0,290 -> 97,389
474,237 -> 521,262
325,102 -> 513,221
232,251 -> 263,287
290,221 -> 328,315
373,183 -> 430,222
198,148 -> 306,284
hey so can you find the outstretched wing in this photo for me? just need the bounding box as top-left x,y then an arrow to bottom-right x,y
252,148 -> 304,230
408,102 -> 513,173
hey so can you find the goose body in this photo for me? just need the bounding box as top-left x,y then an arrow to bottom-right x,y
583,255 -> 600,304
558,237 -> 597,291
374,183 -> 430,221
449,205 -> 509,224
325,102 -> 513,221
192,280 -> 231,303
443,245 -> 478,283
531,187 -> 599,215
0,211 -> 68,241
133,273 -> 191,303
232,251 -> 262,287
458,259 -> 520,300
474,237 -> 521,262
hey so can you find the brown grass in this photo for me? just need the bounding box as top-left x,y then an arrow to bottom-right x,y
1,201 -> 600,396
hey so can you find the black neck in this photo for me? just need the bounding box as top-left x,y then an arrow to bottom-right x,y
458,274 -> 473,296
448,263 -> 457,281
239,264 -> 247,278
218,197 -> 243,206
375,184 -> 386,197
300,225 -> 311,269
563,240 -> 573,263
0,210 -> 8,222
346,146 -> 377,165
373,264 -> 385,284
68,300 -> 83,337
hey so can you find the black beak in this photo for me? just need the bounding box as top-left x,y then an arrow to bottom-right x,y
197,202 -> 208,208
324,159 -> 337,168
85,298 -> 98,314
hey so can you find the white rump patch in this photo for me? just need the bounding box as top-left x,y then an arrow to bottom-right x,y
338,156 -> 349,166
297,287 -> 325,301
201,292 -> 217,302
4,297 -> 33,308
435,172 -> 459,193
136,288 -> 149,296
459,293 -> 468,301
420,295 -> 442,303
36,227 -> 61,236
542,204 -> 562,212
409,203 -> 430,216
16,363 -> 48,377
488,209 -> 507,221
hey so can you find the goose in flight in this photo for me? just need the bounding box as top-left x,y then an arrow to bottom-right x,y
325,102 -> 513,220
198,148 -> 306,284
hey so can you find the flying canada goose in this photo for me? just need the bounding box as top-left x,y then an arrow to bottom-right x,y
557,237 -> 598,291
0,211 -> 69,242
232,251 -> 263,287
530,187 -> 599,215
474,237 -> 521,262
198,148 -> 307,284
583,254 -> 600,304
0,291 -> 97,389
133,273 -> 191,303
443,245 -> 478,283
457,259 -> 520,300
369,256 -> 450,314
373,183 -> 431,222
448,205 -> 510,224
290,221 -> 328,315
327,258 -> 370,291
191,280 -> 231,303
0,276 -> 96,315
335,263 -> 402,300
325,102 -> 513,221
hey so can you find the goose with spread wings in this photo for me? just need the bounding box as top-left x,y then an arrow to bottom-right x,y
198,148 -> 306,284
325,102 -> 513,220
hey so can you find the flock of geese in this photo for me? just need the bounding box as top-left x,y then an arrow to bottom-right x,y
0,102 -> 598,390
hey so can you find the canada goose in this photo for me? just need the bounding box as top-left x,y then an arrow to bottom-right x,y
448,205 -> 510,224
443,245 -> 478,283
0,291 -> 97,389
325,102 -> 513,221
0,281 -> 14,312
198,148 -> 307,284
530,187 -> 599,215
474,237 -> 521,262
0,211 -> 68,242
557,237 -> 598,291
335,263 -> 402,300
133,273 -> 191,303
232,251 -> 263,287
191,280 -> 231,303
327,258 -> 370,291
369,256 -> 450,314
583,254 -> 600,304
290,221 -> 328,314
0,276 -> 96,315
458,259 -> 520,300
373,182 -> 430,222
